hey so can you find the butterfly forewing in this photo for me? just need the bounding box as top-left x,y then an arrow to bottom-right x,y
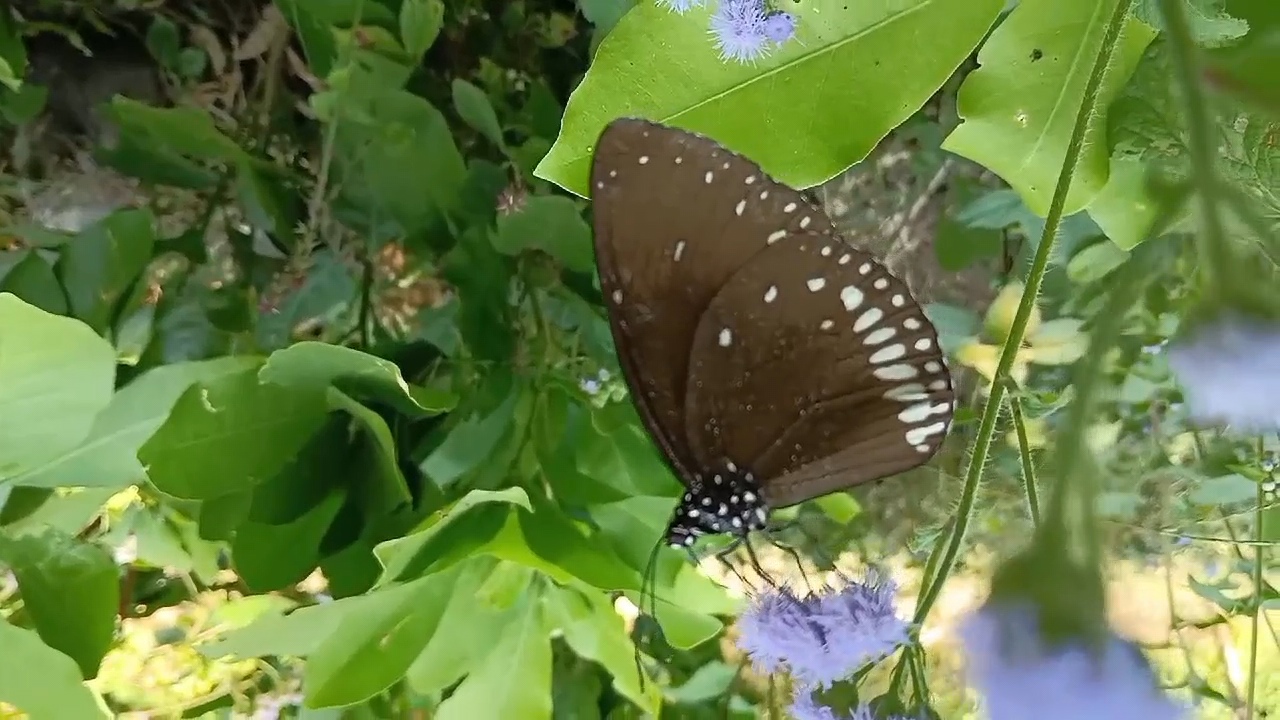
684,230 -> 955,508
590,118 -> 835,482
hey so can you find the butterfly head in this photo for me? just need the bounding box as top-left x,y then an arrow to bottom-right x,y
664,463 -> 770,548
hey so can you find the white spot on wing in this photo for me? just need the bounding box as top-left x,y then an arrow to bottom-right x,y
915,338 -> 933,351
736,199 -> 747,216
807,278 -> 826,292
764,285 -> 778,303
639,156 -> 650,164
870,344 -> 907,364
865,327 -> 896,345
874,364 -> 918,380
840,286 -> 863,311
674,240 -> 687,261
705,171 -> 715,183
719,328 -> 733,346
854,307 -> 884,332
767,230 -> 787,244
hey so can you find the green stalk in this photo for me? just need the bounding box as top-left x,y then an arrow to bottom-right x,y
1156,0 -> 1231,290
911,0 -> 1138,627
1008,395 -> 1042,526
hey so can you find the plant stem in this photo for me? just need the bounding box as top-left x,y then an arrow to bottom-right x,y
1246,454 -> 1267,718
910,0 -> 1138,628
1008,394 -> 1042,526
1156,0 -> 1231,289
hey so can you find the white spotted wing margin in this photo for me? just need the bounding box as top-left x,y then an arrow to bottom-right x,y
682,229 -> 956,508
588,117 -> 836,484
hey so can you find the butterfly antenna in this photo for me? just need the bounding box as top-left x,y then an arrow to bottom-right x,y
635,539 -> 664,693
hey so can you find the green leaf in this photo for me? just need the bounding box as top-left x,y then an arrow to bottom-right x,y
922,302 -> 980,354
145,16 -> 182,65
372,487 -> 532,584
942,0 -> 1157,217
0,294 -> 116,480
326,389 -> 413,519
244,417 -> 350,525
56,209 -> 157,332
400,0 -> 445,58
1132,0 -> 1249,47
1190,474 -> 1257,505
579,0 -> 637,34
1106,39 -> 1275,246
492,196 -> 593,273
1025,318 -> 1089,364
332,90 -> 465,237
0,250 -> 68,315
138,367 -> 329,499
1084,156 -> 1165,249
200,599 -> 351,660
814,492 -> 860,524
236,161 -> 298,237
453,78 -> 507,150
10,356 -> 259,489
0,529 -> 118,679
535,0 -> 1004,197
233,486 -> 348,592
0,620 -> 111,719
404,561 -> 515,695
1,489 -> 115,539
106,98 -> 248,162
544,585 -> 661,714
303,559 -> 497,709
421,387 -> 521,487
1066,240 -> 1129,284
259,341 -> 455,417
436,590 -> 552,720
1206,28 -> 1280,117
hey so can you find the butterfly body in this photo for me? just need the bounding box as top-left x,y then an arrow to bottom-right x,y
589,118 -> 955,549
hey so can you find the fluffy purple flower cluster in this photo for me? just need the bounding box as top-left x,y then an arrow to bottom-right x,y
1166,313 -> 1280,432
736,573 -> 910,717
657,0 -> 799,63
961,604 -> 1191,720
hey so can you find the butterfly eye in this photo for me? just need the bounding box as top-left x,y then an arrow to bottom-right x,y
589,118 -> 955,546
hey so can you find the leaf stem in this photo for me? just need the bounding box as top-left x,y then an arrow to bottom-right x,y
1008,394 -> 1042,526
909,0 -> 1138,628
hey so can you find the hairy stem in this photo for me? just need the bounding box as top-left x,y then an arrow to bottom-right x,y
1008,394 -> 1042,526
910,0 -> 1138,627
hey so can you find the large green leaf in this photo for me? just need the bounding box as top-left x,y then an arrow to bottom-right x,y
372,487 -> 532,584
55,209 -> 156,332
492,196 -> 593,273
535,0 -> 1004,197
436,588 -> 552,720
0,529 -> 118,679
0,620 -> 110,719
259,341 -> 456,417
303,559 -> 496,708
138,367 -> 329,499
233,486 -> 348,592
404,561 -> 516,695
544,585 -> 661,714
0,294 -> 116,479
10,357 -> 259,489
0,251 -> 67,315
942,0 -> 1157,217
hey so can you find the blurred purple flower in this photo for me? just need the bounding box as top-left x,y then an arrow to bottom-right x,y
657,0 -> 706,12
709,0 -> 771,63
762,12 -> 798,44
580,377 -> 602,395
1167,314 -> 1280,432
961,604 -> 1189,720
736,573 -> 909,687
791,691 -> 914,720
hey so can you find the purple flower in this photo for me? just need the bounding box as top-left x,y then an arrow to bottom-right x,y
580,377 -> 601,395
961,604 -> 1190,720
709,0 -> 771,64
657,0 -> 706,12
1167,314 -> 1280,432
736,574 -> 909,687
762,12 -> 797,44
